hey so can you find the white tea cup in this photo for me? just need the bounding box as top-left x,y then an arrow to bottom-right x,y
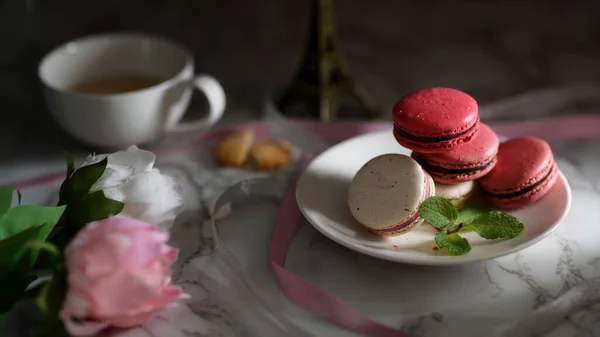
38,33 -> 226,149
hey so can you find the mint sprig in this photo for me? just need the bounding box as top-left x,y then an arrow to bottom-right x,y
418,196 -> 456,230
419,197 -> 524,256
435,231 -> 471,256
463,211 -> 524,240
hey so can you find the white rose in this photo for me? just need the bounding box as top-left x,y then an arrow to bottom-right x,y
80,146 -> 184,230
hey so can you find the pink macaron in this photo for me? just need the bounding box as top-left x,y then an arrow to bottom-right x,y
478,137 -> 558,210
392,87 -> 480,153
411,123 -> 499,183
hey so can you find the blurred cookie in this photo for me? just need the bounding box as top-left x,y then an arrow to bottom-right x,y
250,140 -> 294,170
214,131 -> 254,167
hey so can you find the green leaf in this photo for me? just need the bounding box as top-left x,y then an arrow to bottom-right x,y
0,186 -> 13,218
435,231 -> 472,256
0,205 -> 66,241
419,196 -> 457,229
0,225 -> 48,312
0,225 -> 42,267
59,157 -> 107,205
0,223 -> 57,269
36,273 -> 66,317
464,211 -> 524,240
27,241 -> 60,259
64,152 -> 75,178
66,190 -> 124,227
43,228 -> 77,255
456,203 -> 493,225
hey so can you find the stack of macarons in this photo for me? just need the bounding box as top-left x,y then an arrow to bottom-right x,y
392,87 -> 558,211
348,87 -> 559,237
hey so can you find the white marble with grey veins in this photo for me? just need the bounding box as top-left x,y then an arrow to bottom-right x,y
6,118 -> 600,337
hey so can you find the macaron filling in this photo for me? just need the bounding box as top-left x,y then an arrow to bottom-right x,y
393,118 -> 479,143
482,163 -> 556,199
374,171 -> 433,234
411,153 -> 496,174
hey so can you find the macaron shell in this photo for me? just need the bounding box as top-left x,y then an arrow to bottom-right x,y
392,87 -> 479,137
370,173 -> 435,236
478,137 -> 553,194
394,118 -> 481,153
348,154 -> 427,233
434,181 -> 474,209
416,123 -> 499,168
482,162 -> 558,210
416,156 -> 497,183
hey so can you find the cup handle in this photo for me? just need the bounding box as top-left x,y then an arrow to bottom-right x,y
167,74 -> 226,133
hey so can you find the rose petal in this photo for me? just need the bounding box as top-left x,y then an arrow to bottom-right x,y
89,268 -> 159,316
80,154 -> 109,168
102,186 -> 126,203
62,290 -> 90,317
92,165 -> 135,192
103,217 -> 157,233
158,286 -> 183,299
81,233 -> 132,276
125,231 -> 171,268
107,287 -> 182,328
62,217 -> 183,334
160,246 -> 178,263
119,171 -> 184,229
107,146 -> 156,174
108,306 -> 163,328
61,313 -> 110,337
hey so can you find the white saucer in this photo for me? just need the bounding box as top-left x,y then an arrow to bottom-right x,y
296,130 -> 572,266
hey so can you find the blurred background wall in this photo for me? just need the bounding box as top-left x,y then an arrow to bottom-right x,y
0,0 -> 599,158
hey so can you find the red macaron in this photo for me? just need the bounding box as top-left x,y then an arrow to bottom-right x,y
392,87 -> 480,153
478,137 -> 558,210
411,123 -> 499,183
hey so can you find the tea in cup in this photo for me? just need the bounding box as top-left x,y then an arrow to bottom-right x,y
38,33 -> 226,149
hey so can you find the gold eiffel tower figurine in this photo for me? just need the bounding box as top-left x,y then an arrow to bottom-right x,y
275,0 -> 380,122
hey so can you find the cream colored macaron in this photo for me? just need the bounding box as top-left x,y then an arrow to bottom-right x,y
348,154 -> 435,236
434,180 -> 475,209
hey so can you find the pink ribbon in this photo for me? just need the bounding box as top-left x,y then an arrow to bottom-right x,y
8,115 -> 600,336
267,114 -> 600,337
270,155 -> 416,337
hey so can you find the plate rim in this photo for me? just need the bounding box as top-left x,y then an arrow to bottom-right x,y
296,130 -> 573,266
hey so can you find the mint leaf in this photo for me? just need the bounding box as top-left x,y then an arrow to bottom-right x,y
0,205 -> 66,241
464,211 -> 524,240
419,196 -> 457,229
66,190 -> 124,228
435,231 -> 471,256
456,203 -> 493,225
64,152 -> 75,178
0,186 -> 12,218
59,157 -> 107,205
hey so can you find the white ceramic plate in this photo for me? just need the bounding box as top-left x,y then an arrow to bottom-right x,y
296,130 -> 572,266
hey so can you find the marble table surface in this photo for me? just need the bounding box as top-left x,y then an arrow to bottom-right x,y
183,136 -> 600,337
5,118 -> 600,337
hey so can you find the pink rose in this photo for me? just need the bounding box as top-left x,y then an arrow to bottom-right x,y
60,217 -> 186,336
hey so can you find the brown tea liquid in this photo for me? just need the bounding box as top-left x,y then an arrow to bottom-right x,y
70,75 -> 165,94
